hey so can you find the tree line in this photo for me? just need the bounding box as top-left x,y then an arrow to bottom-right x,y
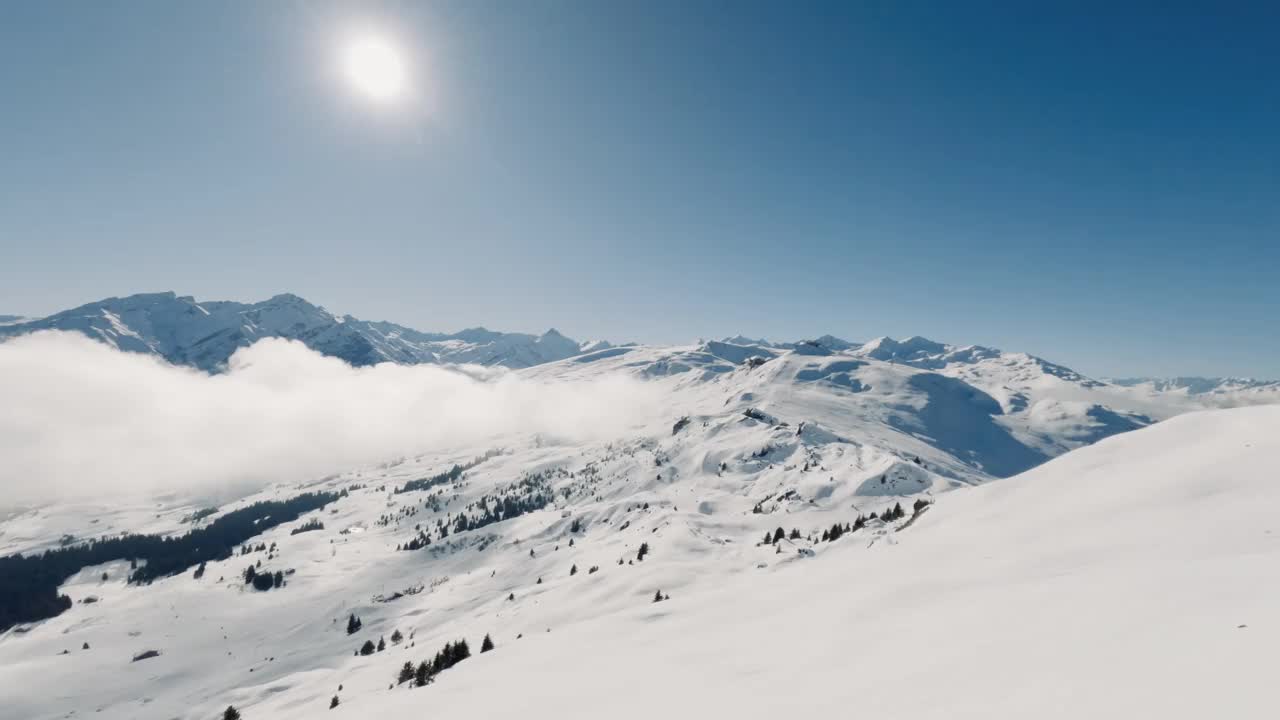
0,491 -> 341,631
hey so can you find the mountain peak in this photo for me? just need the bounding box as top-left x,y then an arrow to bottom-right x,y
0,293 -> 597,372
264,292 -> 312,306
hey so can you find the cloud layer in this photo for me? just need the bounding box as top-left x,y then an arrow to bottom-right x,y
0,331 -> 662,507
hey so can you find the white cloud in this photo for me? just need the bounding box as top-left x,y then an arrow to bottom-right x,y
0,331 -> 662,507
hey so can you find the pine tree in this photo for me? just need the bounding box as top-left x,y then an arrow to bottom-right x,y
223,707 -> 241,720
773,527 -> 785,543
414,661 -> 430,687
346,613 -> 361,635
398,661 -> 414,684
391,629 -> 403,644
637,542 -> 650,561
359,640 -> 375,656
570,564 -> 578,576
329,695 -> 339,709
481,634 -> 494,653
789,528 -> 801,540
377,636 -> 386,652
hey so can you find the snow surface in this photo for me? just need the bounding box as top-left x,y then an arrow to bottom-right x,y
1,382 -> 1276,719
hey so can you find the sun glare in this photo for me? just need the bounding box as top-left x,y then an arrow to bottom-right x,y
341,33 -> 407,103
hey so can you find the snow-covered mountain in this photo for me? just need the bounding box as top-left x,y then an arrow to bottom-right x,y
1110,375 -> 1280,405
3,293 -> 1275,483
0,315 -> 26,327
0,293 -> 596,371
3,296 -> 1279,718
1,384 -> 1275,719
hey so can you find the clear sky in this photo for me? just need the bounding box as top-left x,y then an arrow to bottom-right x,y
2,1 -> 1277,378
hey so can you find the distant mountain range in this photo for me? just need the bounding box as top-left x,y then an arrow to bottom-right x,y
4,294 -> 1276,402
0,292 -> 601,371
1109,376 -> 1280,396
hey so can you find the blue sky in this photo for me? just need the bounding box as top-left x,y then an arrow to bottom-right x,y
2,1 -> 1277,377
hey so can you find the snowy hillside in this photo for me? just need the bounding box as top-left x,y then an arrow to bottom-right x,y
1,391 -> 1274,719
326,403 -> 1280,720
2,305 -> 1279,719
0,293 -> 595,370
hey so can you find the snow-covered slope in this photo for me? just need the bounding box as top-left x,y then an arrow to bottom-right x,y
330,403 -> 1280,720
2,397 -> 1274,720
0,293 -> 594,371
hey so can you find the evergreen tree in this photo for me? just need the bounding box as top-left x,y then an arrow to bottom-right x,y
637,542 -> 650,561
377,636 -> 386,652
391,629 -> 403,644
398,661 -> 414,684
329,695 -> 339,709
481,634 -> 494,653
414,661 -> 430,687
789,528 -> 801,540
654,589 -> 664,603
223,707 -> 241,720
346,613 -> 361,635
773,527 -> 785,543
359,640 -> 376,656
570,564 -> 578,576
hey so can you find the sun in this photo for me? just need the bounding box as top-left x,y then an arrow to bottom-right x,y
340,33 -> 407,103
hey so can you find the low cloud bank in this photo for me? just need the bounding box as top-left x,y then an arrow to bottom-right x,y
0,331 -> 662,506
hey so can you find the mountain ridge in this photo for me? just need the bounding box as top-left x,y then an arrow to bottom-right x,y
0,292 -> 597,371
